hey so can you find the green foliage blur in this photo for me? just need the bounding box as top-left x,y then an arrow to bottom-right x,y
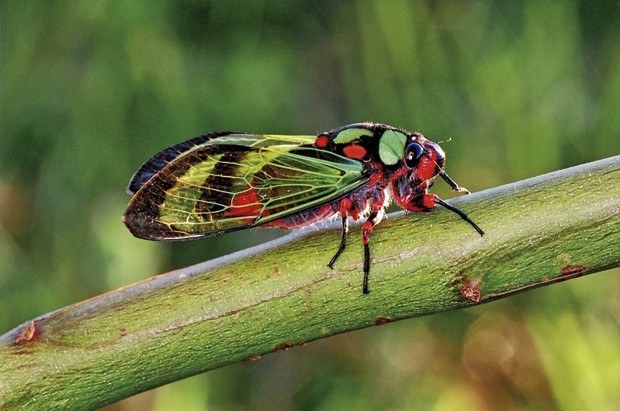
1,1 -> 619,410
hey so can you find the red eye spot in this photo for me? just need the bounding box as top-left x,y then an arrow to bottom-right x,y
343,144 -> 367,159
315,135 -> 329,148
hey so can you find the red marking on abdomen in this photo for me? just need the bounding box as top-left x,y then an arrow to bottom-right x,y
343,144 -> 367,159
262,219 -> 288,229
263,204 -> 337,229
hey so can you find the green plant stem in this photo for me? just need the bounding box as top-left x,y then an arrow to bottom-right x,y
1,156 -> 619,410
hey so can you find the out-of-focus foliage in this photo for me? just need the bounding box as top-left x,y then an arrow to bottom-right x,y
1,1 -> 618,410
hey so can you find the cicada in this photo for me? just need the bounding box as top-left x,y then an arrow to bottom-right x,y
123,123 -> 484,294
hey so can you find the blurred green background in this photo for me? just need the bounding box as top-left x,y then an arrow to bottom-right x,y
1,1 -> 619,410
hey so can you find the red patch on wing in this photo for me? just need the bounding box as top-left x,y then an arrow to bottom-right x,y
343,144 -> 367,159
315,134 -> 329,148
225,188 -> 263,223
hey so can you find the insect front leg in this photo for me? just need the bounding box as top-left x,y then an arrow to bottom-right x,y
439,171 -> 471,194
400,192 -> 484,236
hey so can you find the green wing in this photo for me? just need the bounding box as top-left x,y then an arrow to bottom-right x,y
123,133 -> 367,240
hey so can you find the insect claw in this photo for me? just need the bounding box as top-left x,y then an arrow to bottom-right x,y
440,171 -> 470,194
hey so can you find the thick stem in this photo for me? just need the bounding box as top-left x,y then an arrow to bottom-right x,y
1,156 -> 619,410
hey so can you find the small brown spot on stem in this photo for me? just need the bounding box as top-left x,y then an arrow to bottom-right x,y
248,355 -> 262,361
274,342 -> 294,351
460,279 -> 481,303
15,321 -> 43,345
560,265 -> 586,277
374,317 -> 392,325
118,328 -> 127,337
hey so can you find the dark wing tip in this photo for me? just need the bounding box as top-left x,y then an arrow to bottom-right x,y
122,206 -> 163,240
126,131 -> 237,195
122,208 -> 188,241
123,202 -> 215,242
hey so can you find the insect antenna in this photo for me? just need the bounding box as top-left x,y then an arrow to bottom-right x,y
434,197 -> 484,236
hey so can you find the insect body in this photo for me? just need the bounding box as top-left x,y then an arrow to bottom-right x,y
123,123 -> 484,294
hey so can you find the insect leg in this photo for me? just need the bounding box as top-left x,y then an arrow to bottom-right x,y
361,210 -> 384,294
360,194 -> 387,294
439,171 -> 471,194
399,192 -> 484,236
328,198 -> 353,269
361,219 -> 373,294
434,197 -> 484,236
328,215 -> 348,268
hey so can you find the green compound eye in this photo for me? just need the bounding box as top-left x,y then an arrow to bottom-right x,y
378,129 -> 407,165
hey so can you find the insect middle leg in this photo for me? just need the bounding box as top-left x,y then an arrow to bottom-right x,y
360,196 -> 386,294
327,192 -> 386,294
328,198 -> 356,269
